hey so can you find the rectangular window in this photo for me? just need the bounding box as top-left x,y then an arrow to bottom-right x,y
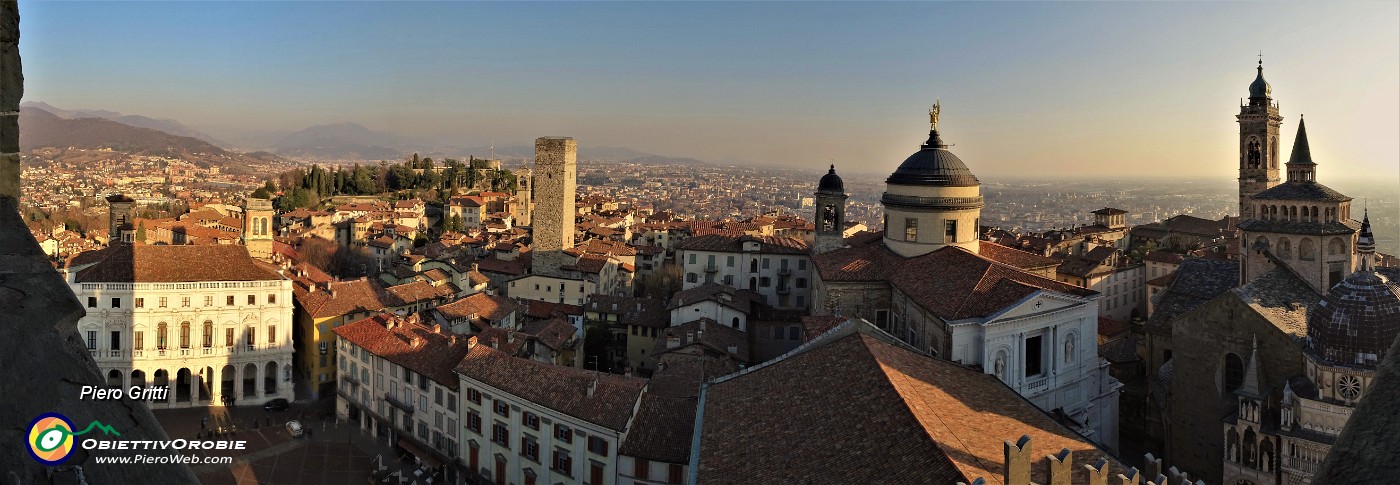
945,220 -> 957,243
135,298 -> 144,308
111,297 -> 120,308
587,436 -> 609,457
761,257 -> 770,269
687,253 -> 695,264
1025,335 -> 1043,377
494,400 -> 510,418
524,412 -> 539,430
759,277 -> 770,288
447,393 -> 456,410
467,388 -> 481,404
634,458 -> 650,481
182,296 -> 190,307
268,294 -> 276,304
180,324 -> 190,349
159,297 -> 168,308
227,295 -> 234,306
435,387 -> 443,406
522,436 -> 539,461
246,327 -> 255,350
905,218 -> 918,242
789,326 -> 800,340
87,297 -> 96,308
247,295 -> 256,305
109,331 -> 120,350
552,449 -> 572,476
204,295 -> 213,306
268,325 -> 276,344
726,255 -> 734,267
225,328 -> 234,347
134,331 -> 143,350
467,411 -> 481,434
798,259 -> 807,270
668,463 -> 684,484
555,424 -> 572,444
492,423 -> 510,447
86,331 -> 96,349
434,411 -> 443,429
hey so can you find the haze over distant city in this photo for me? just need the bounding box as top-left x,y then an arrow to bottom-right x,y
17,1 -> 1400,180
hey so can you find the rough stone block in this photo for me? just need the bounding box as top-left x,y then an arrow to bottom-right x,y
0,2 -> 17,44
0,152 -> 16,199
0,42 -> 19,110
0,113 -> 16,152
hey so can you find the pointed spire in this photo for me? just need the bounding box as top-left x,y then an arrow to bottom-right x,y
1289,116 -> 1314,166
1238,335 -> 1265,399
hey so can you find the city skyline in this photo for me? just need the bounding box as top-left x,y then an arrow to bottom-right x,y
17,2 -> 1399,181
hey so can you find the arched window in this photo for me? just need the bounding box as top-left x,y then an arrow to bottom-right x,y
1243,428 -> 1258,467
1277,238 -> 1292,259
731,317 -> 740,328
1300,238 -> 1316,261
260,218 -> 268,236
1224,353 -> 1244,393
1329,237 -> 1346,256
1254,236 -> 1269,251
1310,206 -> 1318,222
1269,206 -> 1277,219
1260,204 -> 1267,220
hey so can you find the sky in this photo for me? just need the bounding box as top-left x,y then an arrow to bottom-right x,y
16,1 -> 1400,181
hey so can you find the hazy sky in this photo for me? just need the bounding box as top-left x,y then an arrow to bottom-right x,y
17,2 -> 1400,180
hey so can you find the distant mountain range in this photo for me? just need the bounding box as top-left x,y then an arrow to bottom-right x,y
21,101 -> 227,147
18,106 -> 287,169
20,101 -> 712,167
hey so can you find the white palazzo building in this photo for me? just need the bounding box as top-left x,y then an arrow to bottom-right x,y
65,243 -> 294,408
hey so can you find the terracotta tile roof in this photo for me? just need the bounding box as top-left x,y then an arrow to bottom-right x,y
675,234 -> 809,255
654,318 -> 750,363
384,280 -> 456,303
561,253 -> 611,274
978,240 -> 1061,271
294,277 -> 399,318
817,238 -> 1095,321
800,315 -> 849,341
433,293 -> 518,324
1144,251 -> 1185,265
454,344 -> 646,431
667,284 -> 765,314
474,327 -> 527,355
696,329 -> 1121,484
520,317 -> 577,351
332,313 -> 472,389
566,239 -> 638,257
618,354 -> 738,463
586,295 -> 668,328
1097,316 -> 1130,339
72,245 -> 283,283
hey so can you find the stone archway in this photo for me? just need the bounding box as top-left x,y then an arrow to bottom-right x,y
131,369 -> 146,388
175,368 -> 192,402
221,365 -> 236,402
198,366 -> 213,402
152,369 -> 169,402
242,363 -> 258,398
107,369 -> 123,388
264,361 -> 279,394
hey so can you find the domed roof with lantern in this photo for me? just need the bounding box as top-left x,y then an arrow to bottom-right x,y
1308,212 -> 1400,367
884,101 -> 981,188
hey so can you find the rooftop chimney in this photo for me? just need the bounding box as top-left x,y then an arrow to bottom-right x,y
586,377 -> 598,397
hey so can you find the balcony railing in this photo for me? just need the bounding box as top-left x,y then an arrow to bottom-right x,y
704,263 -> 719,273
778,267 -> 792,276
343,373 -> 361,386
386,393 -> 415,414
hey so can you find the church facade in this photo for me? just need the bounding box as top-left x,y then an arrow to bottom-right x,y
810,104 -> 1121,450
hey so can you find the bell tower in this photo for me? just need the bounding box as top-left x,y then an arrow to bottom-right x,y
243,197 -> 274,261
814,164 -> 847,254
1238,59 -> 1283,219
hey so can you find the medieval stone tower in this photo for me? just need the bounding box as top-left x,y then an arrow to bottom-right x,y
814,164 -> 847,254
1237,60 -> 1283,219
107,194 -> 135,245
531,137 -> 576,277
243,197 -> 274,261
514,166 -> 533,227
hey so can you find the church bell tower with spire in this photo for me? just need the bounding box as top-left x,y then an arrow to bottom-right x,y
1238,58 -> 1284,219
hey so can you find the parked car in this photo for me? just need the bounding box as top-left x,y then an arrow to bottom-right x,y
285,420 -> 303,438
263,398 -> 289,412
